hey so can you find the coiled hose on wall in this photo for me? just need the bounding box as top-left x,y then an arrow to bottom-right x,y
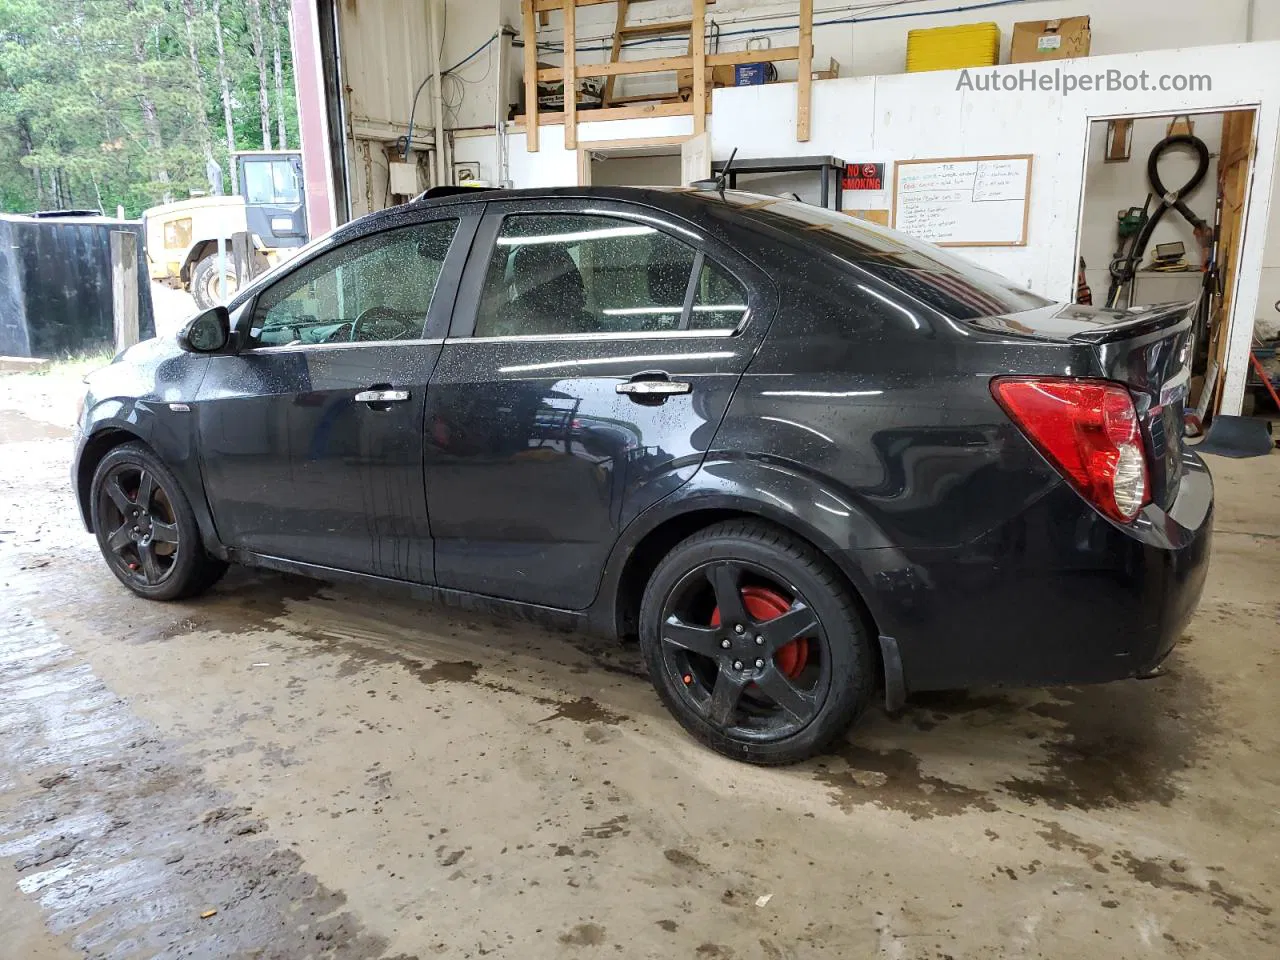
1106,133 -> 1213,308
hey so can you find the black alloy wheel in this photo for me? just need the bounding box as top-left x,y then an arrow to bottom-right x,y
97,463 -> 181,588
659,559 -> 829,740
90,442 -> 228,601
639,519 -> 874,765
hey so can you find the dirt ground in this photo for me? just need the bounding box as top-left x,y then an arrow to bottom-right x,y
0,364 -> 1277,960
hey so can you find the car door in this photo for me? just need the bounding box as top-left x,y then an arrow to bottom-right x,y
239,152 -> 308,248
196,206 -> 479,581
423,197 -> 772,609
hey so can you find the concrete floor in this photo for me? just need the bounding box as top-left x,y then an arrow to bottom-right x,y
1,367 -> 1277,960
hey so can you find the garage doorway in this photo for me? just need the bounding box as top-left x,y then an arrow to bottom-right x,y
577,138 -> 687,187
1075,107 -> 1259,416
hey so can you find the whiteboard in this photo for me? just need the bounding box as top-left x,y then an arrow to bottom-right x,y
891,155 -> 1033,247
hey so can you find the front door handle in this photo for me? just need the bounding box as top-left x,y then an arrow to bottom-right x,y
355,388 -> 410,404
616,379 -> 692,398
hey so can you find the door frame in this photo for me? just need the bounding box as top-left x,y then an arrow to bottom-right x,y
576,135 -> 692,187
1072,105 -> 1261,416
444,194 -> 770,343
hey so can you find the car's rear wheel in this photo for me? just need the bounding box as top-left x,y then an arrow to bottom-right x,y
638,519 -> 875,765
90,442 -> 228,601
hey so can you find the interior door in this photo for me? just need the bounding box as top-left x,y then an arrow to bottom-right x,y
423,199 -> 771,609
197,210 -> 477,581
681,132 -> 711,185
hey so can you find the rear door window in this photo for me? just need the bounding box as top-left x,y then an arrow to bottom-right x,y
474,213 -> 745,337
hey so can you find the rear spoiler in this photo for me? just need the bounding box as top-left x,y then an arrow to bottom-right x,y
1066,300 -> 1196,345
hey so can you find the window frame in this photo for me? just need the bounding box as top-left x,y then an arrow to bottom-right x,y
241,157 -> 302,206
235,207 -> 482,354
447,199 -> 754,343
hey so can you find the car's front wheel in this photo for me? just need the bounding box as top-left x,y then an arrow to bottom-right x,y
90,442 -> 228,601
638,519 -> 875,765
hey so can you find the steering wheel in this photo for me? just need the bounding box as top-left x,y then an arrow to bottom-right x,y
351,305 -> 411,343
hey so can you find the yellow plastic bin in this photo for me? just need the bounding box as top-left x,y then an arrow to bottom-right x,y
906,22 -> 1000,73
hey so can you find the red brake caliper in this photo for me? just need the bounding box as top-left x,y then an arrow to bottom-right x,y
711,586 -> 810,678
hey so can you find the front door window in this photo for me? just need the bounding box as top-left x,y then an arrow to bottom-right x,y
247,219 -> 459,347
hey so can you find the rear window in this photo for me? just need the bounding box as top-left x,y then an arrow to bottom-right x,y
714,193 -> 1050,320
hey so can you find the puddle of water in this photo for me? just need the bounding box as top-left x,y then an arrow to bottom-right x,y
0,611 -> 407,958
0,411 -> 71,443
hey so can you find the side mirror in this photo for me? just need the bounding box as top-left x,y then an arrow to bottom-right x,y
178,306 -> 232,353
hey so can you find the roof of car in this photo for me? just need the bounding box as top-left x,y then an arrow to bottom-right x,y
402,184 -> 728,214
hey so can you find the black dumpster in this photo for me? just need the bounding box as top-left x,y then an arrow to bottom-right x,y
0,212 -> 156,358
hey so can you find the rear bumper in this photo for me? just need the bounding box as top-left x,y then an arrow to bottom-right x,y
865,451 -> 1213,691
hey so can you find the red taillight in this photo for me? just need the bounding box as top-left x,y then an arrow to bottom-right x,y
992,377 -> 1150,524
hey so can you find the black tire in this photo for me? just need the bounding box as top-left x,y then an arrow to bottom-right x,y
190,253 -> 238,310
639,519 -> 875,765
89,441 -> 228,601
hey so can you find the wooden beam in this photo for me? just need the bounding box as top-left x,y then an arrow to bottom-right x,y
602,0 -> 629,106
522,0 -> 539,152
577,134 -> 691,149
798,0 -> 812,142
514,101 -> 695,128
691,0 -> 706,136
605,92 -> 685,105
564,0 -> 577,149
619,18 -> 692,37
539,55 -> 693,81
534,0 -> 610,9
535,0 -> 714,9
707,46 -> 799,66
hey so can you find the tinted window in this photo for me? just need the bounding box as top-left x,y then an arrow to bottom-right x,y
475,213 -> 742,337
248,220 -> 457,347
712,193 -> 1050,320
690,260 -> 748,330
242,158 -> 302,205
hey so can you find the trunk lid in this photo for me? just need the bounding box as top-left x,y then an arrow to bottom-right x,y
972,300 -> 1195,510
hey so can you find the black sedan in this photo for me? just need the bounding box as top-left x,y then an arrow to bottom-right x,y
73,186 -> 1212,764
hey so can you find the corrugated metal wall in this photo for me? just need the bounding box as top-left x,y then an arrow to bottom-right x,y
336,0 -> 439,216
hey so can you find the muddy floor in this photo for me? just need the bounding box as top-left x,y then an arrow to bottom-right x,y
0,365 -> 1277,960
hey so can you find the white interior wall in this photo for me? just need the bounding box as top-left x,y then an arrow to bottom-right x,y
1078,114 -> 1223,300
438,0 -> 1280,336
456,41 -> 1280,413
706,44 -> 1280,411
518,0 -> 1280,105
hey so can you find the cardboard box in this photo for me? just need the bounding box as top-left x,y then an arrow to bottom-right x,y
812,57 -> 841,81
1010,16 -> 1091,63
676,64 -> 736,93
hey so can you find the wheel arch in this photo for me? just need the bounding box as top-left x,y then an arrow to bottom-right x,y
593,459 -> 900,691
181,239 -> 219,284
76,421 -> 223,558
76,426 -> 147,532
598,498 -> 896,708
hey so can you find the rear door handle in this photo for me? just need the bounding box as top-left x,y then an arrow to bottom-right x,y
616,379 -> 692,398
355,389 -> 410,404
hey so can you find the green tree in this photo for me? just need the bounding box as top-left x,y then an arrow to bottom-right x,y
0,0 -> 300,216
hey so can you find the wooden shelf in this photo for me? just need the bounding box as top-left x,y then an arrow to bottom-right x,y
520,0 -> 811,154
514,101 -> 696,128
619,19 -> 692,36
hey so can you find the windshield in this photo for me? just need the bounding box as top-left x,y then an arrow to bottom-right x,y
714,193 -> 1051,320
